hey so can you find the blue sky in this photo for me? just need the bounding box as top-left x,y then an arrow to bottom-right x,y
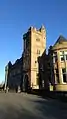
0,0 -> 67,83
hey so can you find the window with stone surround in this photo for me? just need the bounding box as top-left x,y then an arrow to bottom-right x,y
65,51 -> 67,60
62,68 -> 67,83
36,38 -> 40,41
37,49 -> 40,54
55,69 -> 59,83
53,52 -> 57,63
36,73 -> 39,85
60,51 -> 65,61
60,51 -> 67,61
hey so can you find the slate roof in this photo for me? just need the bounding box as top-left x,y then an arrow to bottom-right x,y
54,35 -> 67,46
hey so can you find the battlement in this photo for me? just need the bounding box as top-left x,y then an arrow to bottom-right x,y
28,25 -> 46,33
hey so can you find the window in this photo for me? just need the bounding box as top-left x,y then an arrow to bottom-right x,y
55,69 -> 59,83
60,51 -> 64,61
64,51 -> 67,55
53,52 -> 57,63
37,49 -> 40,54
60,51 -> 64,55
62,68 -> 67,83
65,51 -> 67,61
36,38 -> 40,41
53,56 -> 57,63
42,80 -> 44,88
60,55 -> 64,61
36,73 -> 39,85
60,51 -> 67,61
66,55 -> 67,60
35,60 -> 37,63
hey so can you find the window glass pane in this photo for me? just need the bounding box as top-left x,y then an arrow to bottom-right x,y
53,52 -> 57,63
65,51 -> 67,54
56,69 -> 59,83
53,52 -> 57,56
63,74 -> 66,82
53,56 -> 57,63
36,73 -> 39,85
62,68 -> 66,73
60,51 -> 63,55
62,68 -> 67,82
65,55 -> 67,60
60,55 -> 64,61
60,51 -> 64,55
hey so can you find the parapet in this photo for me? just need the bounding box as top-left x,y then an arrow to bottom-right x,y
28,25 -> 46,33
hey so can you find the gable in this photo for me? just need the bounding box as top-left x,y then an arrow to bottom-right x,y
54,35 -> 67,46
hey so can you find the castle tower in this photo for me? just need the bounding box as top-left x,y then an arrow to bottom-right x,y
23,25 -> 46,90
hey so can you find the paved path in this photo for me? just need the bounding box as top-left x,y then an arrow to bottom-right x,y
0,93 -> 67,119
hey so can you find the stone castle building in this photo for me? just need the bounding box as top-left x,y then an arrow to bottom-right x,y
5,25 -> 67,92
